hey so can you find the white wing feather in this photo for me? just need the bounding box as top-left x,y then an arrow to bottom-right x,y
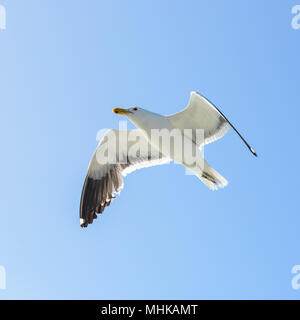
167,92 -> 230,146
80,129 -> 169,227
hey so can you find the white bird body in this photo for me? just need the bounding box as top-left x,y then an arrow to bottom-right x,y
80,92 -> 257,228
126,109 -> 173,134
125,108 -> 203,173
125,109 -> 182,162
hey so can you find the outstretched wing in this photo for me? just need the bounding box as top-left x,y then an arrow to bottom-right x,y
168,92 -> 257,156
80,129 -> 169,228
167,91 -> 230,146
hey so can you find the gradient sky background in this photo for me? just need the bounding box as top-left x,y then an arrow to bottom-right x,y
1,0 -> 300,299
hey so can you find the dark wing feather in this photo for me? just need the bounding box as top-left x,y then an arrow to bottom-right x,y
80,129 -> 169,228
80,164 -> 125,228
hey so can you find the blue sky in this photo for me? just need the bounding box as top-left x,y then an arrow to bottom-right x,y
0,0 -> 300,299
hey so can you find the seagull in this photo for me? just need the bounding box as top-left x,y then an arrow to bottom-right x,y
80,92 -> 257,228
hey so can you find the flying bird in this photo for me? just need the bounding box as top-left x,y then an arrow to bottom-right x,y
80,92 -> 257,228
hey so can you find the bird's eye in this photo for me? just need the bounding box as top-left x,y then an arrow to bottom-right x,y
133,108 -> 138,111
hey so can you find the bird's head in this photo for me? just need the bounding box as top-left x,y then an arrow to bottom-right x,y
112,107 -> 141,116
112,106 -> 160,130
112,107 -> 149,123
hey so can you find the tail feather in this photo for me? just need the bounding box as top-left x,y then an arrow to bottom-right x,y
200,165 -> 228,190
185,160 -> 228,190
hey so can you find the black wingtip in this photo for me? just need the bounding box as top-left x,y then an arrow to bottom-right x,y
80,218 -> 89,228
250,147 -> 258,157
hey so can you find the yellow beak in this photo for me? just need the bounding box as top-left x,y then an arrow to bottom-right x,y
112,108 -> 132,115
